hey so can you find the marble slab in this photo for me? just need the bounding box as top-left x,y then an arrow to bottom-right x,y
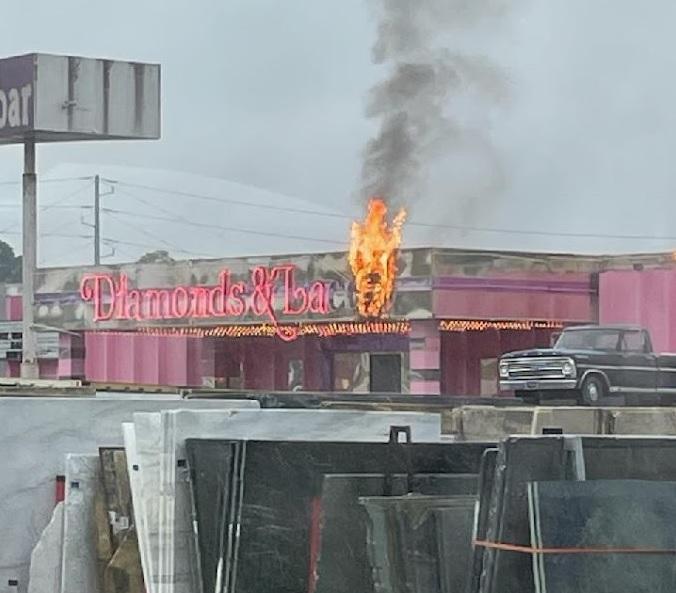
155,409 -> 443,593
467,448 -> 498,593
529,480 -> 676,593
186,439 -> 489,593
129,404 -> 259,593
0,397 -> 255,593
122,422 -> 153,593
60,455 -> 99,593
481,436 -> 676,593
314,474 -> 477,593
27,502 -> 63,593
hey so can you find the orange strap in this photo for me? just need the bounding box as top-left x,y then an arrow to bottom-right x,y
473,540 -> 676,555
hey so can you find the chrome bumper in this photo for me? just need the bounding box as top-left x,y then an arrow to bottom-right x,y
500,379 -> 578,392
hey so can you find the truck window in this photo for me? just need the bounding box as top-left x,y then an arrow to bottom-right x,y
556,329 -> 620,351
620,331 -> 647,353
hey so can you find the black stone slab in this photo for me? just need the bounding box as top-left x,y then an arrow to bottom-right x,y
479,438 -> 568,593
186,439 -> 492,593
314,474 -> 477,593
480,437 -> 676,593
186,440 -> 242,593
435,505 -> 476,593
467,448 -> 498,593
529,480 -> 676,593
583,437 -> 676,481
361,495 -> 475,593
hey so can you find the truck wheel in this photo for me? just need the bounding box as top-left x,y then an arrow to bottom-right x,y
580,376 -> 606,406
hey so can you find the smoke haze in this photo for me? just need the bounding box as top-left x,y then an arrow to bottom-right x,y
1,1 -> 676,259
360,0 -> 510,207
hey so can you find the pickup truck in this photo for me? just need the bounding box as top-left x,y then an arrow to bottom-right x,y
498,325 -> 676,405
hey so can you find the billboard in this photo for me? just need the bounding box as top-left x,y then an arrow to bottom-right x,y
0,53 -> 160,144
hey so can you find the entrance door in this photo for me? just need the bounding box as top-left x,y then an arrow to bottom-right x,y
369,353 -> 402,393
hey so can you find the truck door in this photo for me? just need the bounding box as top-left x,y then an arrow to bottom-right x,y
618,330 -> 657,392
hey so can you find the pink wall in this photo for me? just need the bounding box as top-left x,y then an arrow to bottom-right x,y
600,269 -> 676,352
5,295 -> 21,321
84,333 -> 205,387
433,274 -> 595,322
409,320 -> 441,395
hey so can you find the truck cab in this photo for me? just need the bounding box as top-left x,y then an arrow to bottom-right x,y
498,325 -> 671,405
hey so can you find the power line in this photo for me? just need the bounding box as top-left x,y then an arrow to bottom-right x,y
102,178 -> 349,221
0,181 -> 93,236
1,174 -> 673,245
0,204 -> 90,210
104,178 -> 676,243
105,210 -> 219,258
0,176 -> 94,186
39,237 -> 92,266
100,235 -> 198,252
108,189 -> 345,246
2,230 -> 93,239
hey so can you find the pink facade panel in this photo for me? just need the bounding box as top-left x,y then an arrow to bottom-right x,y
5,295 -> 21,321
432,274 -> 595,322
410,380 -> 441,395
84,332 -> 203,387
433,290 -> 593,322
600,270 -> 676,353
410,350 -> 440,370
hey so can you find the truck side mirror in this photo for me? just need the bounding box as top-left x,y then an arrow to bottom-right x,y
551,332 -> 561,347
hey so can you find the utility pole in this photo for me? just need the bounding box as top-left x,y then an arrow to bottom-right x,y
94,175 -> 100,265
21,140 -> 39,379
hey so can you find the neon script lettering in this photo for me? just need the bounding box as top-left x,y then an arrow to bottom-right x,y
79,265 -> 332,342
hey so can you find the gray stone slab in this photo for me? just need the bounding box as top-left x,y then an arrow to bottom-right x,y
129,405 -> 258,593
60,455 -> 99,593
0,397 -> 255,593
529,480 -> 676,593
27,502 -> 63,593
123,422 -> 153,593
155,409 -> 442,593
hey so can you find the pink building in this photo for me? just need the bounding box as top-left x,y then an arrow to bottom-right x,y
600,267 -> 676,353
6,247 -> 662,395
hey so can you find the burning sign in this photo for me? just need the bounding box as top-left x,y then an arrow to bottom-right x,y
349,198 -> 406,318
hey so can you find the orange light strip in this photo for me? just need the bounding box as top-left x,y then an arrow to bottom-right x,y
439,320 -> 564,332
103,320 -> 414,339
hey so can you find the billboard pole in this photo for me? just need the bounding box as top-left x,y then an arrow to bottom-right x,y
20,140 -> 38,379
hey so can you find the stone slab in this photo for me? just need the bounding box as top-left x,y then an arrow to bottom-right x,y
155,409 -> 444,593
0,397 -> 255,593
27,502 -> 63,593
60,454 -> 99,593
186,439 -> 490,593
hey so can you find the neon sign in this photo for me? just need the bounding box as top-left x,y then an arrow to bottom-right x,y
79,265 -> 332,341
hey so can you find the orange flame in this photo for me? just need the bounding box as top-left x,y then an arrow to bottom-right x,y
349,197 -> 406,318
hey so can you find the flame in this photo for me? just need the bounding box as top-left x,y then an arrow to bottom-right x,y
349,197 -> 407,318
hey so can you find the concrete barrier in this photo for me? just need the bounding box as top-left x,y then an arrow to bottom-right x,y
443,406 -> 534,441
610,408 -> 676,435
444,405 -> 676,440
530,407 -> 609,436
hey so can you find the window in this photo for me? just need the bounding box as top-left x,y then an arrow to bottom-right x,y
332,353 -> 369,392
621,331 -> 647,353
480,358 -> 498,396
369,353 -> 402,393
556,329 -> 620,351
287,360 -> 304,391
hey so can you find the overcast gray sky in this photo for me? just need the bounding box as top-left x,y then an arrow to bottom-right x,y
2,0 -> 676,259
